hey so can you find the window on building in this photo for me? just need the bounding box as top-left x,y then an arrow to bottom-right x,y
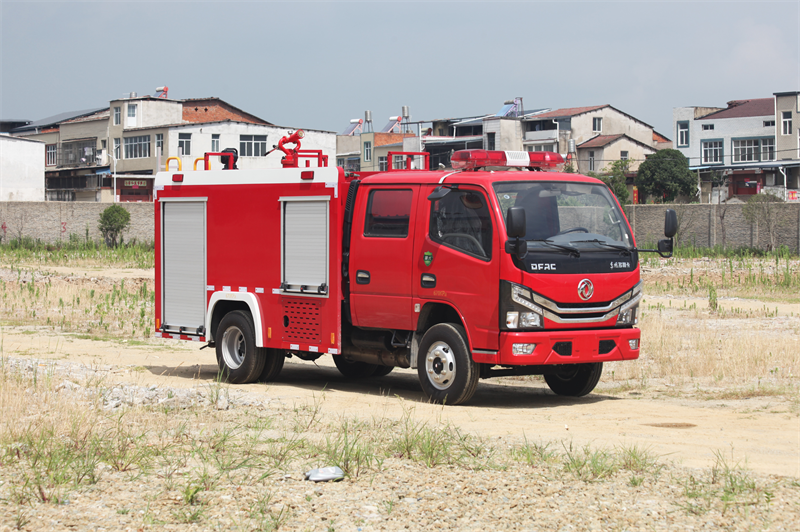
438,128 -> 445,136
782,111 -> 792,135
337,158 -> 344,167
363,141 -> 372,162
46,144 -> 57,166
764,120 -> 775,128
156,133 -> 163,155
592,117 -> 602,133
113,138 -> 121,159
393,155 -> 405,170
702,124 -> 714,131
527,144 -> 555,152
620,151 -> 629,161
588,151 -> 595,172
239,135 -> 267,157
123,135 -> 150,159
211,134 -> 220,153
702,140 -> 723,164
378,156 -> 387,172
364,189 -> 413,237
487,132 -> 496,151
101,139 -> 107,150
677,122 -> 689,147
178,133 -> 191,156
733,139 -> 759,162
761,138 -> 775,161
429,189 -> 493,260
113,107 -> 121,126
126,104 -> 137,128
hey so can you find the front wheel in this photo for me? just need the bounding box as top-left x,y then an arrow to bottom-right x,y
544,362 -> 603,397
215,310 -> 265,384
259,348 -> 286,382
417,323 -> 479,405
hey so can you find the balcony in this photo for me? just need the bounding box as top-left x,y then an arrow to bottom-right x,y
524,130 -> 558,141
57,140 -> 99,168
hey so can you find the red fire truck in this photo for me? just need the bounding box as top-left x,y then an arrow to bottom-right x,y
154,131 -> 676,405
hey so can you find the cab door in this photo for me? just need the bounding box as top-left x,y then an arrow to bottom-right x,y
413,185 -> 500,350
349,185 -> 419,330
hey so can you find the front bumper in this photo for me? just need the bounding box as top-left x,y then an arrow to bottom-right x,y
484,328 -> 640,366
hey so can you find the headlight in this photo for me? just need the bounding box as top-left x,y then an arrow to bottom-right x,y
616,304 -> 639,325
520,312 -> 542,328
511,284 -> 544,315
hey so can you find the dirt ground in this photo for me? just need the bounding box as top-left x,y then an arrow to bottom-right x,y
1,264 -> 797,479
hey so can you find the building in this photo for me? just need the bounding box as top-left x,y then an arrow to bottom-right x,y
12,92 -> 336,202
674,98 -> 798,203
337,100 -> 667,184
0,135 -> 45,202
774,91 -> 800,200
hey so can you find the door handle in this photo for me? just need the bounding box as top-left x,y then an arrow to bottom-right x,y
356,270 -> 370,285
421,273 -> 436,288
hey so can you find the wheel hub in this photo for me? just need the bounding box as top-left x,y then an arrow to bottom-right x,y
426,341 -> 456,390
221,326 -> 245,369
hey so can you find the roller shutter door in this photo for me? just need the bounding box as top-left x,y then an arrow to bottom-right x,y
282,198 -> 328,293
162,201 -> 206,331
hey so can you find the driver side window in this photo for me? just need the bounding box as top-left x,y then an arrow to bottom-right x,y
429,189 -> 492,260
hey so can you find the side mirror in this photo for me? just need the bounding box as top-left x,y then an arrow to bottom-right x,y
657,238 -> 673,257
506,207 -> 526,238
664,209 -> 677,238
505,207 -> 528,260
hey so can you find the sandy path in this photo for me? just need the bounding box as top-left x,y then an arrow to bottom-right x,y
3,326 -> 797,478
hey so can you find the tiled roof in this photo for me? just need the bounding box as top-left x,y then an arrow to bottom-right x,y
653,131 -> 671,143
698,99 -> 774,120
577,134 -> 624,148
526,105 -> 608,120
62,109 -> 110,124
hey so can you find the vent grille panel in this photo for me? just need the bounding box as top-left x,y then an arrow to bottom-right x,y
283,299 -> 321,343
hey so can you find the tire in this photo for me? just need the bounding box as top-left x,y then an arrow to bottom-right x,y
333,355 -> 378,379
417,323 -> 479,405
544,362 -> 603,397
215,310 -> 265,384
258,348 -> 286,382
372,365 -> 394,377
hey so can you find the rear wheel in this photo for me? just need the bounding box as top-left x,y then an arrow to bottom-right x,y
215,310 -> 264,384
333,356 -> 378,379
544,362 -> 603,397
259,348 -> 286,382
417,323 -> 479,405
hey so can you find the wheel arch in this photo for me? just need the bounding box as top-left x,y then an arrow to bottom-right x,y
207,292 -> 264,346
411,302 -> 471,368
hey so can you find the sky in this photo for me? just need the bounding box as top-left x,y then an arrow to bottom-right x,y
1,0 -> 799,139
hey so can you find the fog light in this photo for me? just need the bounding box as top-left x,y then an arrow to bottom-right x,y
520,312 -> 541,328
512,343 -> 536,355
506,311 -> 519,329
628,339 -> 639,350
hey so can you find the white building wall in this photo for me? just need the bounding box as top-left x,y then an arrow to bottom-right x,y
168,123 -> 336,171
0,136 -> 45,201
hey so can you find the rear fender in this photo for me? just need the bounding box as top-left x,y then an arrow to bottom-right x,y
206,292 -> 264,346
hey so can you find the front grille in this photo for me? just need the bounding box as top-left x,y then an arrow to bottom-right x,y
599,340 -> 616,354
283,299 -> 321,343
552,342 -> 572,357
556,301 -> 613,310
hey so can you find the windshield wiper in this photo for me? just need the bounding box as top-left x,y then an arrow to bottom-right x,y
528,239 -> 580,257
572,239 -> 632,254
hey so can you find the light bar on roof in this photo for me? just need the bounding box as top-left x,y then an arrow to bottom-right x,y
450,150 -> 564,170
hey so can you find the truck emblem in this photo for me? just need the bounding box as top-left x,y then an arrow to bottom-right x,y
424,251 -> 433,266
577,279 -> 594,301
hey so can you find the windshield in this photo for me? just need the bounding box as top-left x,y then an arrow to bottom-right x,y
493,181 -> 633,249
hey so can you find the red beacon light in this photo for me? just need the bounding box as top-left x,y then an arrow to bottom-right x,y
450,149 -> 564,171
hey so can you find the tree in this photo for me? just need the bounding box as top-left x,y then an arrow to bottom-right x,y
635,149 -> 697,203
598,159 -> 631,205
98,205 -> 130,247
742,192 -> 784,251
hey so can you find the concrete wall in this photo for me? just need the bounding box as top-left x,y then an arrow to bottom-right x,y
624,203 -> 800,252
2,200 -> 798,253
0,136 -> 45,201
0,202 -> 153,244
774,93 -> 799,157
572,109 -> 653,147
